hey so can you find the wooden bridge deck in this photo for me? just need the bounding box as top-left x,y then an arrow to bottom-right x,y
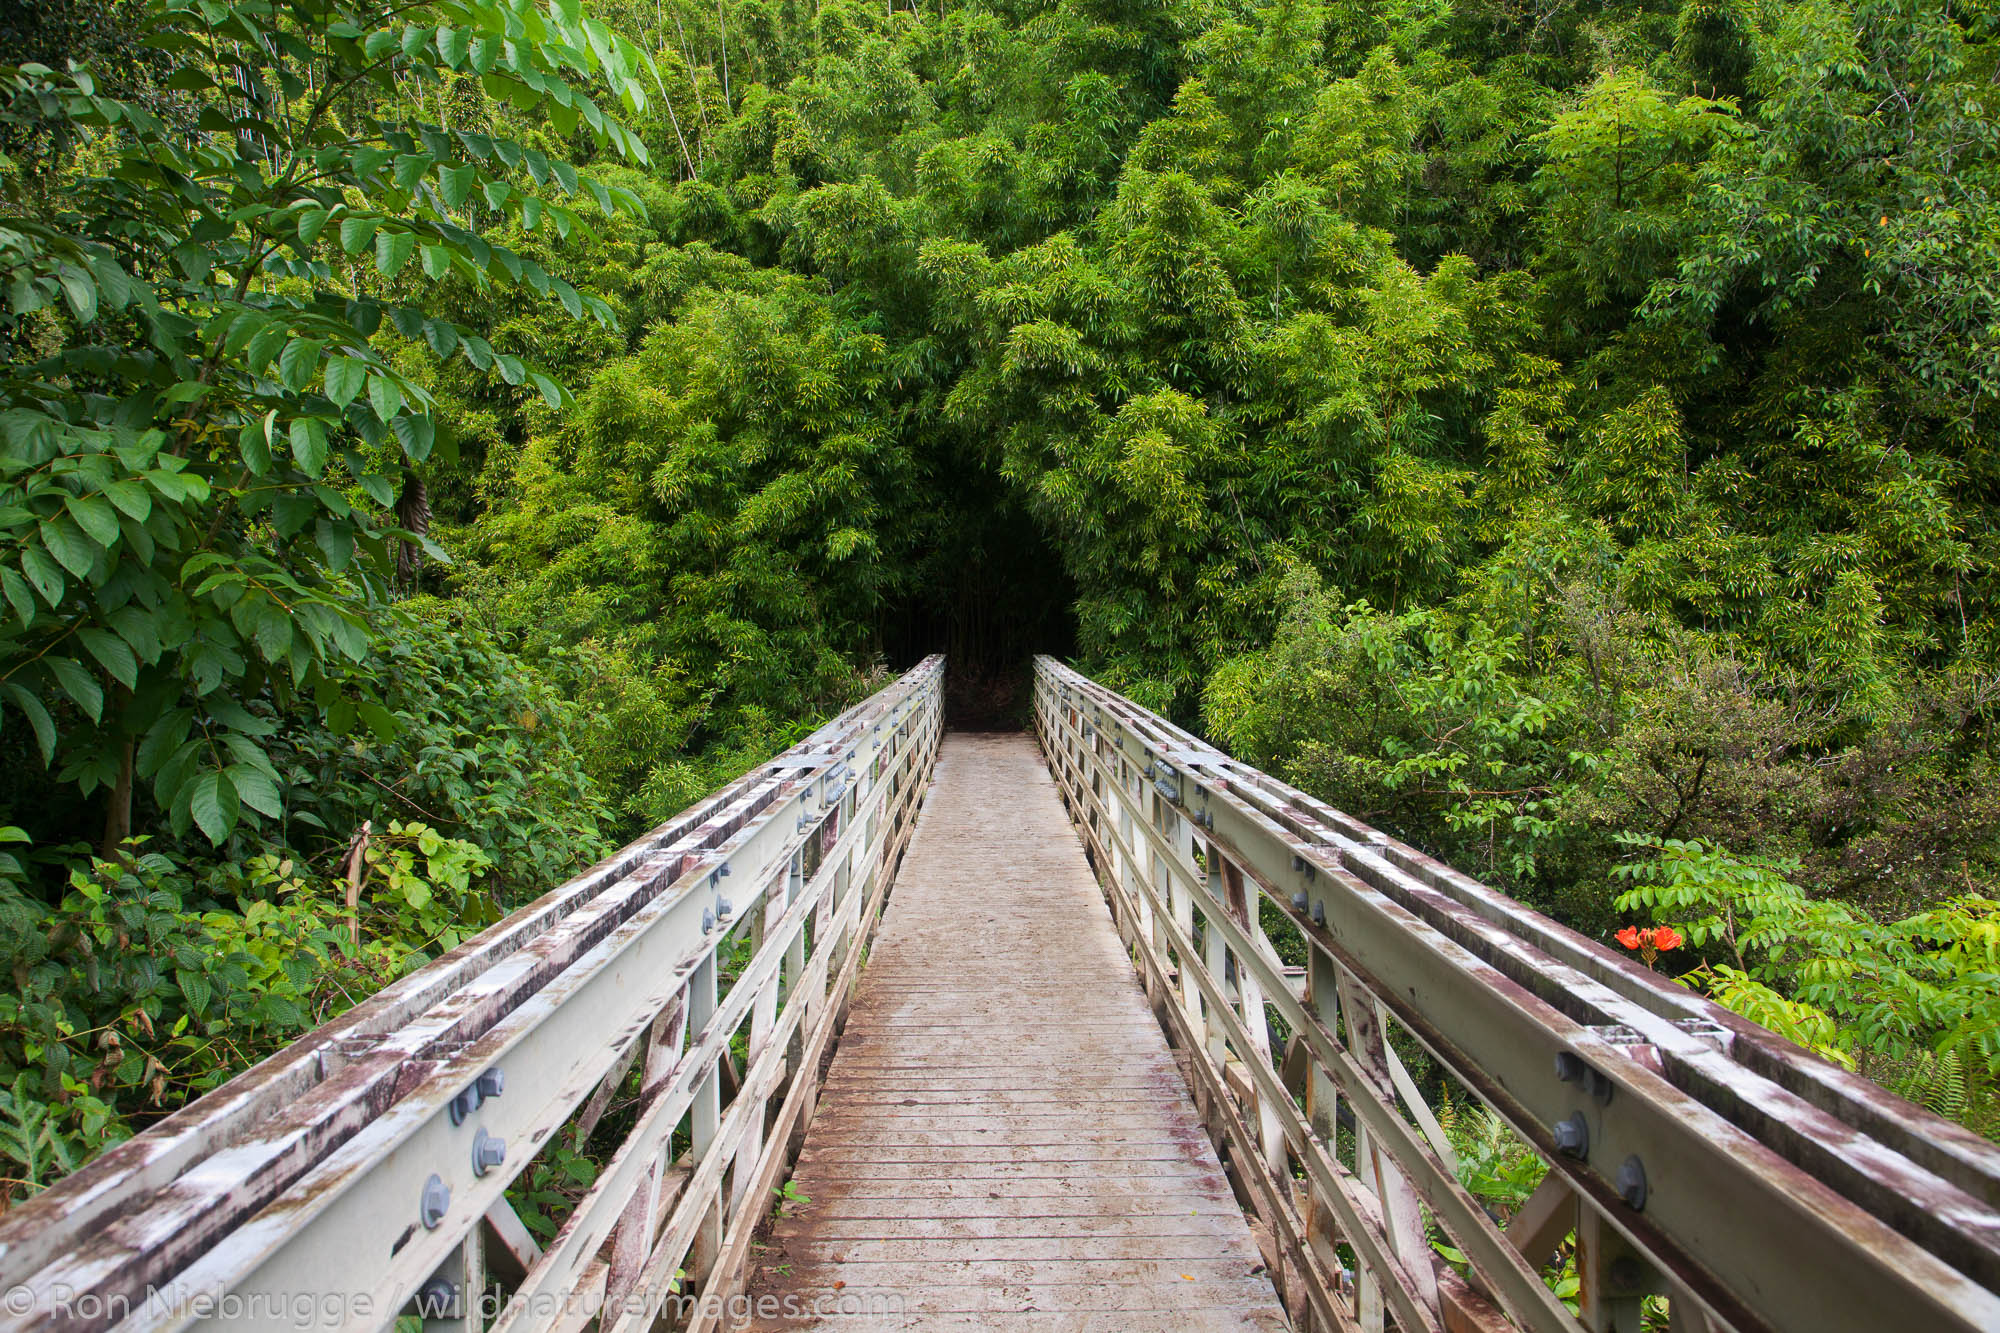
741,733 -> 1287,1331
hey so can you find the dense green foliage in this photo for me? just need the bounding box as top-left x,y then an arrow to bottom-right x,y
4,0 -> 2000,1192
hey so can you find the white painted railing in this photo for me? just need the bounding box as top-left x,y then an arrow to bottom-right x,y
1035,654 -> 2000,1333
0,655 -> 942,1332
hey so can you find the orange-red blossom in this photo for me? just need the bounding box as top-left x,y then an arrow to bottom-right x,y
1615,925 -> 1683,966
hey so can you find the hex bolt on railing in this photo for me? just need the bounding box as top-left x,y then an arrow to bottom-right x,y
1033,655 -> 2000,1333
0,656 -> 943,1333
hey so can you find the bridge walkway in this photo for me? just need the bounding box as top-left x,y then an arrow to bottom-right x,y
741,733 -> 1287,1330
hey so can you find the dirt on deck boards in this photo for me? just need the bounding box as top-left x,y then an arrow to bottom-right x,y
738,732 -> 1288,1332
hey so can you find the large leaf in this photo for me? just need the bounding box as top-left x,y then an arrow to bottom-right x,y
437,162 -> 476,209
1,684 -> 56,762
39,517 -> 96,578
368,373 -> 404,423
391,412 -> 435,462
339,215 -> 380,255
77,627 -> 139,688
176,968 -> 212,1016
375,228 -> 417,278
186,768 -> 238,844
103,479 -> 152,521
278,336 -> 322,392
0,569 -> 33,627
45,656 -> 103,722
19,546 -> 63,606
228,763 -> 283,818
64,493 -> 120,547
289,416 -> 329,477
324,354 -> 368,406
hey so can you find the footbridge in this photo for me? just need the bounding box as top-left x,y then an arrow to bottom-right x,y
2,657 -> 1997,1333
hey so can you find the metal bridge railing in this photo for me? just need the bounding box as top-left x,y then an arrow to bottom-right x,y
0,655 -> 943,1333
1034,655 -> 2000,1333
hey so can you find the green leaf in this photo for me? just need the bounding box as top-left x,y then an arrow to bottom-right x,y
354,144 -> 395,180
368,374 -> 404,423
420,244 -> 452,280
437,162 -> 476,209
19,546 -> 63,605
289,417 -> 329,477
176,967 -> 212,1015
1,684 -> 55,762
550,277 -> 583,320
339,215 -> 380,255
64,493 -> 119,547
391,413 -> 435,462
251,600 -> 292,662
424,320 -> 460,358
437,25 -> 470,67
187,769 -> 238,844
237,417 -> 272,476
45,656 -> 103,722
315,519 -> 356,572
228,763 -> 283,818
0,569 -> 33,627
244,323 -> 288,374
296,207 -> 332,245
324,355 -> 367,407
357,700 -> 398,740
392,152 -> 435,191
326,698 -> 357,735
279,337 -> 322,392
40,517 -> 95,578
57,265 -> 98,324
106,605 -> 162,662
375,229 -> 417,278
103,480 -> 151,522
358,474 -> 396,507
77,628 -> 138,688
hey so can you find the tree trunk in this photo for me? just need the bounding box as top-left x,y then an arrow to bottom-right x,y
100,736 -> 135,859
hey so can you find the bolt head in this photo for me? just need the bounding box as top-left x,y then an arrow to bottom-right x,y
419,1173 -> 451,1229
476,1068 -> 504,1099
448,1085 -> 481,1125
1617,1154 -> 1648,1211
1551,1111 -> 1590,1159
1555,1052 -> 1585,1083
472,1128 -> 506,1176
416,1277 -> 459,1318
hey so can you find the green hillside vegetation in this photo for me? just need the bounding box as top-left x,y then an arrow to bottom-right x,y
3,0 -> 1999,1198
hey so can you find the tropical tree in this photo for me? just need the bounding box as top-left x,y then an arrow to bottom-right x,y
0,0 -> 653,847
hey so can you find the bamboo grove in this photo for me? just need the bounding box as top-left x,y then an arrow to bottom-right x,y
1,0 -> 1998,1210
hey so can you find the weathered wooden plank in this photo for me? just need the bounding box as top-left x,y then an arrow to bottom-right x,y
742,734 -> 1286,1331
748,1315 -> 1283,1333
768,1214 -> 1252,1239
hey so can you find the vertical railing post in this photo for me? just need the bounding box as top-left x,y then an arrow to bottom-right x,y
1223,855 -> 1288,1180
685,952 -> 722,1285
1334,964 -> 1437,1322
1200,843 -> 1231,1071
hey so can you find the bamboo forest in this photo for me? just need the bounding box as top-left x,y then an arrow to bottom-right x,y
2,0 -> 1999,1274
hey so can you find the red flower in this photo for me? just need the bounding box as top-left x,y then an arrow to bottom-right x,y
1615,926 -> 1641,950
1652,926 -> 1683,952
